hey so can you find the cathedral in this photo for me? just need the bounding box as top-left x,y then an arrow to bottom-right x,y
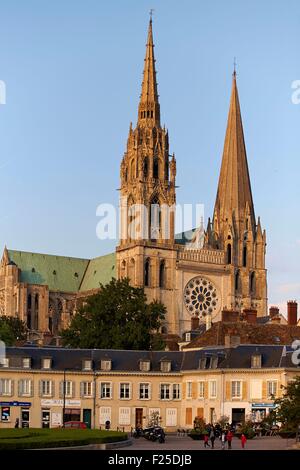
0,19 -> 267,342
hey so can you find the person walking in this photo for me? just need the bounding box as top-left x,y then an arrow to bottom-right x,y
226,430 -> 233,449
204,434 -> 210,448
14,418 -> 19,429
241,433 -> 247,449
221,431 -> 226,450
209,428 -> 215,449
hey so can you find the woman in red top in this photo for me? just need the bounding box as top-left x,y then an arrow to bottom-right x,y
241,433 -> 247,449
226,430 -> 233,449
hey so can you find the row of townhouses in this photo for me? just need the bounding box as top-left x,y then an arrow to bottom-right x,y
0,345 -> 299,430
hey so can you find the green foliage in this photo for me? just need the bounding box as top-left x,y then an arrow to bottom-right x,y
0,428 -> 127,450
0,316 -> 27,346
274,376 -> 300,432
61,278 -> 166,350
193,417 -> 207,434
236,420 -> 255,439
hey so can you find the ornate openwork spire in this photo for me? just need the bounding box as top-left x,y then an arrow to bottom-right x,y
137,18 -> 160,127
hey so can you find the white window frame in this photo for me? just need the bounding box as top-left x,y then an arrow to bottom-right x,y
160,361 -> 171,373
23,357 -> 31,369
83,360 -> 92,371
139,361 -> 150,372
166,408 -> 177,427
1,357 -> 9,368
119,382 -> 131,400
267,380 -> 278,398
41,380 -> 52,397
99,406 -> 111,425
209,380 -> 217,399
160,383 -> 171,400
19,379 -> 32,397
139,382 -> 151,400
198,381 -> 205,399
172,383 -> 181,400
186,381 -> 193,399
82,381 -> 93,398
119,407 -> 131,425
231,380 -> 242,399
0,379 -> 12,396
100,382 -> 112,399
65,380 -> 73,398
251,354 -> 262,368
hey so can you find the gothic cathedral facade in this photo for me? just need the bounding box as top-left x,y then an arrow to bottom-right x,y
116,19 -> 267,336
0,19 -> 267,340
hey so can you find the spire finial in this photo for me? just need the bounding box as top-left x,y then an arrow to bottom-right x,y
233,57 -> 237,77
149,8 -> 154,22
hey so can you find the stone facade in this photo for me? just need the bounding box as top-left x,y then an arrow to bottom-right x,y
0,19 -> 267,341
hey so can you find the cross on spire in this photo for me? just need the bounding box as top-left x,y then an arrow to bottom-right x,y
149,8 -> 154,21
233,57 -> 237,77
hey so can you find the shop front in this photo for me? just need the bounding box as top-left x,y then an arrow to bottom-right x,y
0,401 -> 31,428
40,399 -> 81,428
251,403 -> 276,422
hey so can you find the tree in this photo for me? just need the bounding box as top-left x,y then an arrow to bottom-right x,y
61,278 -> 166,350
0,316 -> 27,346
274,376 -> 300,431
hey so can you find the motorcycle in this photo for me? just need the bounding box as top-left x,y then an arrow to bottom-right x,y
133,426 -> 144,439
147,426 -> 166,443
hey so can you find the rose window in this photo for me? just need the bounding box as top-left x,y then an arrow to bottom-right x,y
184,277 -> 219,318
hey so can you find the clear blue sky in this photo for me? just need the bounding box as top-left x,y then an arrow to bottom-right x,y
0,0 -> 299,314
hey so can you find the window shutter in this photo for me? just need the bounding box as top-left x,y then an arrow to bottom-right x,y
182,383 -> 186,400
225,381 -> 231,400
0,379 -> 2,395
39,380 -> 43,397
59,381 -> 64,398
71,381 -> 75,398
242,381 -> 247,400
148,383 -> 151,400
204,382 -> 208,399
51,381 -> 55,398
192,382 -> 197,399
80,382 -> 84,398
10,380 -> 14,397
197,407 -> 204,419
18,380 -> 23,397
30,380 -> 33,398
262,381 -> 267,400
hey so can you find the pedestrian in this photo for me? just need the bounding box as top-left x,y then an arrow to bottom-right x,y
221,431 -> 226,450
204,434 -> 210,448
14,418 -> 19,429
241,433 -> 247,449
227,430 -> 233,449
209,428 -> 215,449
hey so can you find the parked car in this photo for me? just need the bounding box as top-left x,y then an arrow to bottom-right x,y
64,421 -> 87,429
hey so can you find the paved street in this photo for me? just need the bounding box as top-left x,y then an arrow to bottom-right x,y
123,435 -> 296,451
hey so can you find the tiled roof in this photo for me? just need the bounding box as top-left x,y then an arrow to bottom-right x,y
3,345 -> 298,372
184,321 -> 300,349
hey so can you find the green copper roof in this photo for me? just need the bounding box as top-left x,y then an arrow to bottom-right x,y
8,250 -> 89,292
79,252 -> 116,291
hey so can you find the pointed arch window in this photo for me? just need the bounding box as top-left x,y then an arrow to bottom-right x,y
27,294 -> 32,329
34,294 -> 39,330
143,157 -> 149,178
149,195 -> 161,241
153,158 -> 159,179
243,246 -> 247,267
227,243 -> 232,264
144,259 -> 150,287
159,260 -> 165,288
235,270 -> 241,293
250,272 -> 256,295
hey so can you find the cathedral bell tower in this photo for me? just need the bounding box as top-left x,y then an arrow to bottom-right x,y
116,18 -> 178,334
207,71 -> 267,315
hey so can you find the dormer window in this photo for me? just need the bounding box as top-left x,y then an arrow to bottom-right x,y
1,357 -> 9,368
83,360 -> 93,371
160,360 -> 171,373
139,360 -> 150,372
209,356 -> 218,369
199,358 -> 207,369
23,357 -> 31,369
100,360 -> 112,371
42,358 -> 52,370
251,354 -> 262,368
185,332 -> 191,342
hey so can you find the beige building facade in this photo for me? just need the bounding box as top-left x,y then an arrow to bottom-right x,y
0,345 -> 298,430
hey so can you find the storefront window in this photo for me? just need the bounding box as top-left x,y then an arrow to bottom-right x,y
64,408 -> 80,423
1,406 -> 10,421
42,409 -> 50,428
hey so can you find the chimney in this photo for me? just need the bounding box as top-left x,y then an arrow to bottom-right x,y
269,306 -> 279,318
243,308 -> 257,324
287,301 -> 298,326
191,315 -> 200,330
221,309 -> 239,322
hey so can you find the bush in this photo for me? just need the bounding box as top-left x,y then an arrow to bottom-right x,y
235,420 -> 256,439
